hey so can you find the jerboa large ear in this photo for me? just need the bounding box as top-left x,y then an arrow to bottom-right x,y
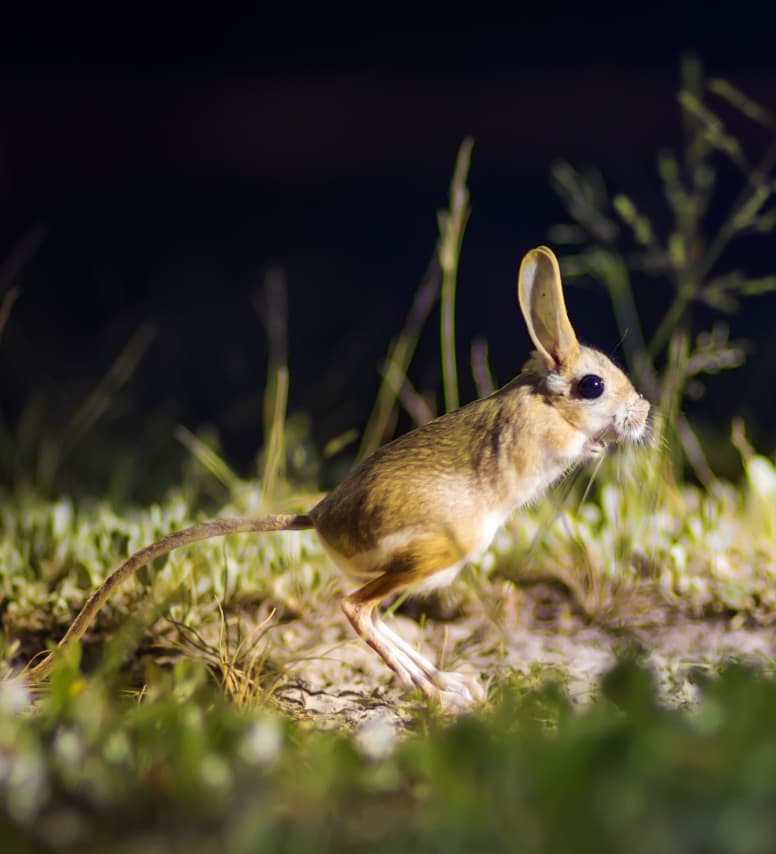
518,246 -> 579,371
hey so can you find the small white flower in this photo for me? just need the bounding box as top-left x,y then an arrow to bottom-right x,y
354,713 -> 399,760
240,717 -> 283,765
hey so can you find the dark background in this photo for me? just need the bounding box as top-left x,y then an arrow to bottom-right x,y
2,8 -> 775,498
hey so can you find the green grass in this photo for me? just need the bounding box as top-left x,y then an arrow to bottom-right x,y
3,658 -> 776,853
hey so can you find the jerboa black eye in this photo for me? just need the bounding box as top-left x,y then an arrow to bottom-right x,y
578,374 -> 605,399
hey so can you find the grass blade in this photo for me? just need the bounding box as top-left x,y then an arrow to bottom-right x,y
438,138 -> 474,413
358,257 -> 440,458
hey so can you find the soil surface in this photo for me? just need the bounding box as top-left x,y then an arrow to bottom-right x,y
251,579 -> 776,736
15,577 -> 775,739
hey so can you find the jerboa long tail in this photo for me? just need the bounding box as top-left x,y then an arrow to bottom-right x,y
23,513 -> 314,682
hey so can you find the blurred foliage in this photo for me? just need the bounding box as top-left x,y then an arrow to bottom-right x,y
2,658 -> 776,852
358,140 -> 473,457
550,56 -> 776,485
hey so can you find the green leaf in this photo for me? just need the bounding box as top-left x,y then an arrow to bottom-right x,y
731,184 -> 772,231
613,194 -> 655,246
708,78 -> 776,130
678,90 -> 748,170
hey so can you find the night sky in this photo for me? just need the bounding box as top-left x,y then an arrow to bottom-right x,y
2,8 -> 775,496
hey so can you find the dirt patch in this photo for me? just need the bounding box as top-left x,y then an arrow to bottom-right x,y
14,577 -> 774,736
254,580 -> 776,733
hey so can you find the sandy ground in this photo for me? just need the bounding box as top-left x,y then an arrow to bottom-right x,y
250,579 -> 776,733
14,575 -> 774,739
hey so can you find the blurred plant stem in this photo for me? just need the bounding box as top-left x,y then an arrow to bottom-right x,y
438,137 -> 473,414
359,139 -> 473,457
550,56 -> 776,484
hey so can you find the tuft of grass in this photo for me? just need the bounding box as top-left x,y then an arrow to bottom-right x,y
165,603 -> 280,708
